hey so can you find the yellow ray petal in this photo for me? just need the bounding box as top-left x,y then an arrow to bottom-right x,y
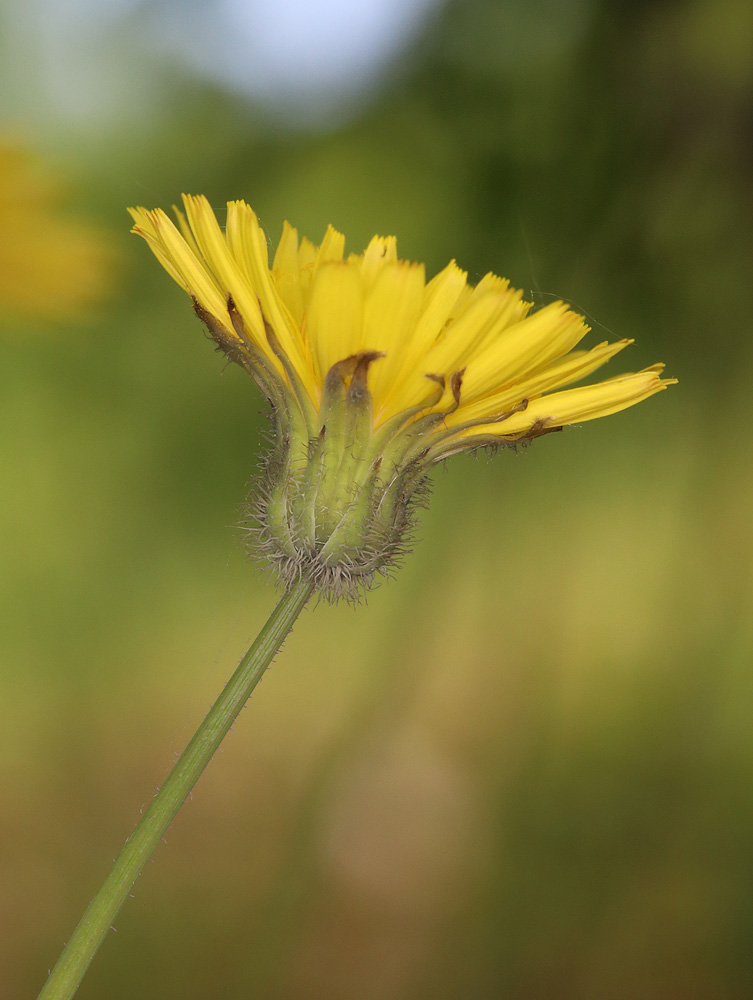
445,281 -> 473,323
312,224 -> 345,280
361,261 -> 426,406
414,260 -> 468,355
460,303 -> 589,404
172,204 -> 202,259
306,261 -> 365,381
376,259 -> 468,419
358,235 -> 398,289
449,338 -> 633,426
422,287 -> 512,376
297,236 -> 318,301
272,220 -> 305,326
129,208 -> 193,292
131,207 -> 228,323
226,200 -> 316,398
181,194 -> 267,348
456,368 -> 676,440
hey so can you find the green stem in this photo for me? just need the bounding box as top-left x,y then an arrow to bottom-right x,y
37,579 -> 315,1000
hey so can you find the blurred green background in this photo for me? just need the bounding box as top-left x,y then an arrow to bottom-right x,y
2,0 -> 752,997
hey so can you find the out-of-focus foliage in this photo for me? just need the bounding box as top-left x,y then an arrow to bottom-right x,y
1,1 -> 752,998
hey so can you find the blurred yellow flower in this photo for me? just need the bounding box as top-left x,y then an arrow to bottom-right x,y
130,195 -> 676,597
0,143 -> 111,323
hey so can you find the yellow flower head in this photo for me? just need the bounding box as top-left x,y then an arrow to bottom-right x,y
130,195 -> 675,598
0,143 -> 112,324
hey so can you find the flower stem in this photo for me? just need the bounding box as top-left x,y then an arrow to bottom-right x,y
37,579 -> 315,1000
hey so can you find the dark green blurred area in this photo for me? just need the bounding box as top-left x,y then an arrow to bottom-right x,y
2,0 -> 753,997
